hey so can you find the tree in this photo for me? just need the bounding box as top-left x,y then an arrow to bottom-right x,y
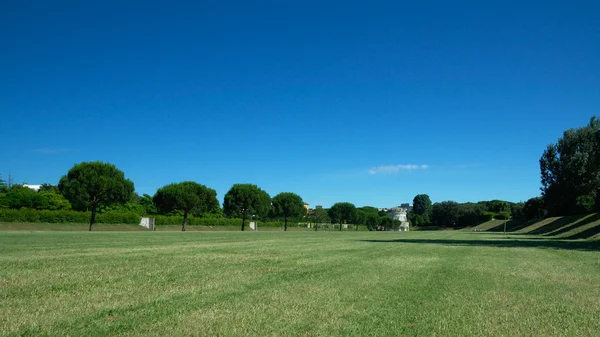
272,192 -> 305,231
328,202 -> 356,231
153,182 -> 219,231
223,184 -> 271,231
309,208 -> 330,231
431,201 -> 460,227
58,162 -> 134,231
540,116 -> 600,215
523,197 -> 546,220
379,216 -> 393,230
364,213 -> 380,231
486,200 -> 511,213
412,194 -> 432,217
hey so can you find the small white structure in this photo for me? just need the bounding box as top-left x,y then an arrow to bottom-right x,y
249,222 -> 257,230
139,217 -> 155,230
23,184 -> 42,192
399,222 -> 410,232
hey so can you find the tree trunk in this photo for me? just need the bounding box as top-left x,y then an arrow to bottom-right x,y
241,213 -> 246,231
339,220 -> 343,231
89,205 -> 96,231
182,211 -> 188,231
284,217 -> 288,231
356,223 -> 359,231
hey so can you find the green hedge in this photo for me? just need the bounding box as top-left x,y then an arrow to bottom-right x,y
0,209 -> 140,224
0,209 -> 286,227
153,215 -> 283,227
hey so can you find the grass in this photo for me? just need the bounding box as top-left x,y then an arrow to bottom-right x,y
1,230 -> 599,336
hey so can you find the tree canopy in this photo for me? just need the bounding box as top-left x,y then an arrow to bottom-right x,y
58,162 -> 134,230
272,192 -> 305,231
328,202 -> 356,231
223,184 -> 271,231
153,181 -> 219,231
540,116 -> 600,216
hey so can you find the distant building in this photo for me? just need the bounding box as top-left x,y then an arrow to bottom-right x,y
315,205 -> 323,210
23,184 -> 41,192
303,203 -> 309,213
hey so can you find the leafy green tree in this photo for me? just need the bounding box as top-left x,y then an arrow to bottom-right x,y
353,209 -> 367,231
412,194 -> 432,217
431,201 -> 460,227
523,197 -> 547,220
486,200 -> 512,213
328,202 -> 356,231
308,208 -> 330,231
575,195 -> 595,214
36,191 -> 72,210
39,183 -> 59,193
223,184 -> 271,231
58,162 -> 134,231
272,192 -> 305,231
510,202 -> 525,219
379,216 -> 393,230
540,116 -> 600,215
364,213 -> 380,231
153,182 -> 219,231
457,202 -> 485,227
5,185 -> 37,209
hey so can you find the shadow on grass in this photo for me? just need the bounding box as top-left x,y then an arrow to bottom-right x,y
359,237 -> 600,252
485,219 -> 531,233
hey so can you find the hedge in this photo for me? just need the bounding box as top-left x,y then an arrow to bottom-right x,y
0,209 -> 140,224
153,215 -> 284,227
0,209 -> 286,227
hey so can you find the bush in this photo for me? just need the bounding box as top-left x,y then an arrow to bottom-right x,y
494,211 -> 511,220
0,209 -> 140,224
481,212 -> 495,222
575,195 -> 595,214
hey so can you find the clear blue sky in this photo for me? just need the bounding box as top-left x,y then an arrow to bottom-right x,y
1,1 -> 599,208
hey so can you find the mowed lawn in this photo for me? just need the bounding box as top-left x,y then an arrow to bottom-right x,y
1,231 -> 599,336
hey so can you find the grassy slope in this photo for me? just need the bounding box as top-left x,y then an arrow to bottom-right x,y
474,213 -> 600,240
1,231 -> 599,336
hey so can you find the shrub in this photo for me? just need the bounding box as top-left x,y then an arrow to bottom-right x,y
575,195 -> 595,214
494,211 -> 511,220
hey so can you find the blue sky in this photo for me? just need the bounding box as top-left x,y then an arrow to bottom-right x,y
1,1 -> 599,208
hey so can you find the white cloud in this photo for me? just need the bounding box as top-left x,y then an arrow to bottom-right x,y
368,164 -> 429,175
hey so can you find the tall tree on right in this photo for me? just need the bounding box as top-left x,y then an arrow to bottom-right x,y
540,116 -> 600,216
223,184 -> 271,231
328,202 -> 356,231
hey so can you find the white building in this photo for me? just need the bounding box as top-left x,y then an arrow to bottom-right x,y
23,184 -> 42,192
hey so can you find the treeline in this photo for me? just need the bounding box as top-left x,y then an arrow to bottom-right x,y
408,195 -> 524,228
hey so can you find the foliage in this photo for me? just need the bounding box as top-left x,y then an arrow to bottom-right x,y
481,212 -> 495,222
494,211 -> 511,220
153,181 -> 219,231
523,197 -> 547,220
431,201 -> 461,227
412,194 -> 432,216
511,202 -> 525,219
308,208 -> 331,224
379,216 -> 393,230
457,203 -> 485,227
408,211 -> 430,226
540,116 -> 600,216
328,202 -> 357,231
272,192 -> 305,231
364,213 -> 380,231
575,195 -> 595,214
0,209 -> 139,224
223,184 -> 271,231
58,162 -> 134,230
485,200 -> 512,213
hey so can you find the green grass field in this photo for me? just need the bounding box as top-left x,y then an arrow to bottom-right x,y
1,230 -> 599,336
